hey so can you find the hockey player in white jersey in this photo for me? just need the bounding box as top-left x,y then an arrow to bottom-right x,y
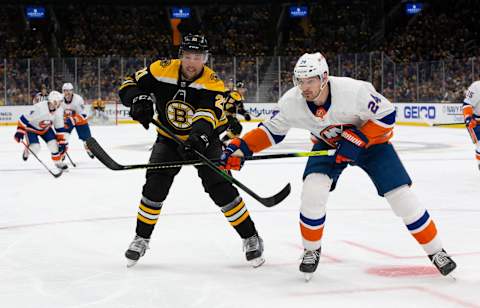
463,80 -> 480,169
14,91 -> 68,170
220,52 -> 456,280
61,83 -> 94,158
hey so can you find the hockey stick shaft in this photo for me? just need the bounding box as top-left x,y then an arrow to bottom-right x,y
65,152 -> 77,167
467,126 -> 478,144
21,141 -> 62,178
86,137 -> 333,171
150,119 -> 290,207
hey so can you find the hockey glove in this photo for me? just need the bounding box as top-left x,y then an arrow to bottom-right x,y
65,116 -> 75,129
335,128 -> 369,164
129,94 -> 154,129
244,113 -> 251,121
179,133 -> 210,160
14,127 -> 26,143
465,116 -> 477,130
220,138 -> 252,170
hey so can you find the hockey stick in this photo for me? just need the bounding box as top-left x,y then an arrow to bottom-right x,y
21,141 -> 63,178
65,152 -> 77,167
152,119 -> 291,207
86,137 -> 334,171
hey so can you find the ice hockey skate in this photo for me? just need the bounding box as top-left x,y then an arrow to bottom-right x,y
300,247 -> 321,282
429,249 -> 457,276
125,235 -> 150,268
243,234 -> 265,268
22,148 -> 29,161
55,161 -> 68,170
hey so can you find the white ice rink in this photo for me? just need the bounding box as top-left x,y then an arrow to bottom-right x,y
1,122 -> 479,308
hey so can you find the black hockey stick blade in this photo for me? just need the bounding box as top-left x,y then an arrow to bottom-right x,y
258,183 -> 291,207
86,137 -> 125,170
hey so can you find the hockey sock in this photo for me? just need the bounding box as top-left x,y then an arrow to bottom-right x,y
135,196 -> 163,239
221,196 -> 256,239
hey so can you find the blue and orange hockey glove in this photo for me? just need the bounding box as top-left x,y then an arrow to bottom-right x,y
220,138 -> 252,170
465,115 -> 477,130
335,127 -> 369,164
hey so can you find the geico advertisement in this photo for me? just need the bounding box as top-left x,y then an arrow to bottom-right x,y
395,103 -> 463,124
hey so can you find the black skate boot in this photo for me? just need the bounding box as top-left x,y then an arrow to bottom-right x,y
55,161 -> 68,170
22,148 -> 29,161
125,235 -> 150,268
242,234 -> 265,268
300,247 -> 321,281
429,249 -> 456,276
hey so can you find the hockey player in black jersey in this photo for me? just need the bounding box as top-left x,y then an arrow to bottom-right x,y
221,80 -> 252,144
118,34 -> 264,268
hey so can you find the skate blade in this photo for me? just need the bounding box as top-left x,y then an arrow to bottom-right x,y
249,257 -> 265,268
126,259 -> 138,268
303,273 -> 313,282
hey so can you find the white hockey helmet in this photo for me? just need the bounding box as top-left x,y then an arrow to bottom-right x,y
48,90 -> 63,110
293,52 -> 329,86
62,83 -> 74,91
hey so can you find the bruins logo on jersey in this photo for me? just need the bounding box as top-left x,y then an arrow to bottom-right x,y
210,73 -> 219,82
159,59 -> 171,67
166,100 -> 194,130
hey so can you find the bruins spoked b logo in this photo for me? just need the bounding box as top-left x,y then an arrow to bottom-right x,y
166,100 -> 194,129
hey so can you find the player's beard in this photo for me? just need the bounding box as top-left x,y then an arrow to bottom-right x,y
182,66 -> 201,81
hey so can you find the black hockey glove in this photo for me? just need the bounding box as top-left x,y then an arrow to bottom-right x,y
244,113 -> 251,121
179,133 -> 210,160
129,94 -> 154,129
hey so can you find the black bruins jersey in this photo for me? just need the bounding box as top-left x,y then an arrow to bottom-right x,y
223,90 -> 248,116
119,59 -> 228,140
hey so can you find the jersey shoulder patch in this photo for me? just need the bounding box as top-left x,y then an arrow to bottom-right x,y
149,59 -> 180,81
230,91 -> 242,101
193,66 -> 225,92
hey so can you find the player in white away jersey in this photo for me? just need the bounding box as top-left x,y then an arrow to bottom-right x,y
463,80 -> 480,169
220,52 -> 456,280
61,83 -> 94,158
14,91 -> 68,170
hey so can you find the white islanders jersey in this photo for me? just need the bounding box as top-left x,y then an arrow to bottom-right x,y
261,76 -> 395,147
464,80 -> 480,116
19,101 -> 64,133
62,93 -> 87,117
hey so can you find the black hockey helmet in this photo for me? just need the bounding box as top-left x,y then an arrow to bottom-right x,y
179,34 -> 209,62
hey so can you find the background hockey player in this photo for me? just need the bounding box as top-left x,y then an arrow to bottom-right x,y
220,52 -> 456,280
118,34 -> 264,268
61,83 -> 94,158
32,84 -> 49,104
463,80 -> 480,170
92,97 -> 108,121
14,90 -> 68,170
221,80 -> 252,144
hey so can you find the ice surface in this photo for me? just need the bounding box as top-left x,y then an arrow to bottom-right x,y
1,123 -> 479,308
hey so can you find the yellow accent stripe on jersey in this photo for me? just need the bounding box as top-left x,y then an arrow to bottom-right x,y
137,214 -> 158,225
139,204 -> 161,215
224,200 -> 246,217
230,211 -> 250,226
118,80 -> 137,90
192,115 -> 216,127
150,59 -> 180,82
